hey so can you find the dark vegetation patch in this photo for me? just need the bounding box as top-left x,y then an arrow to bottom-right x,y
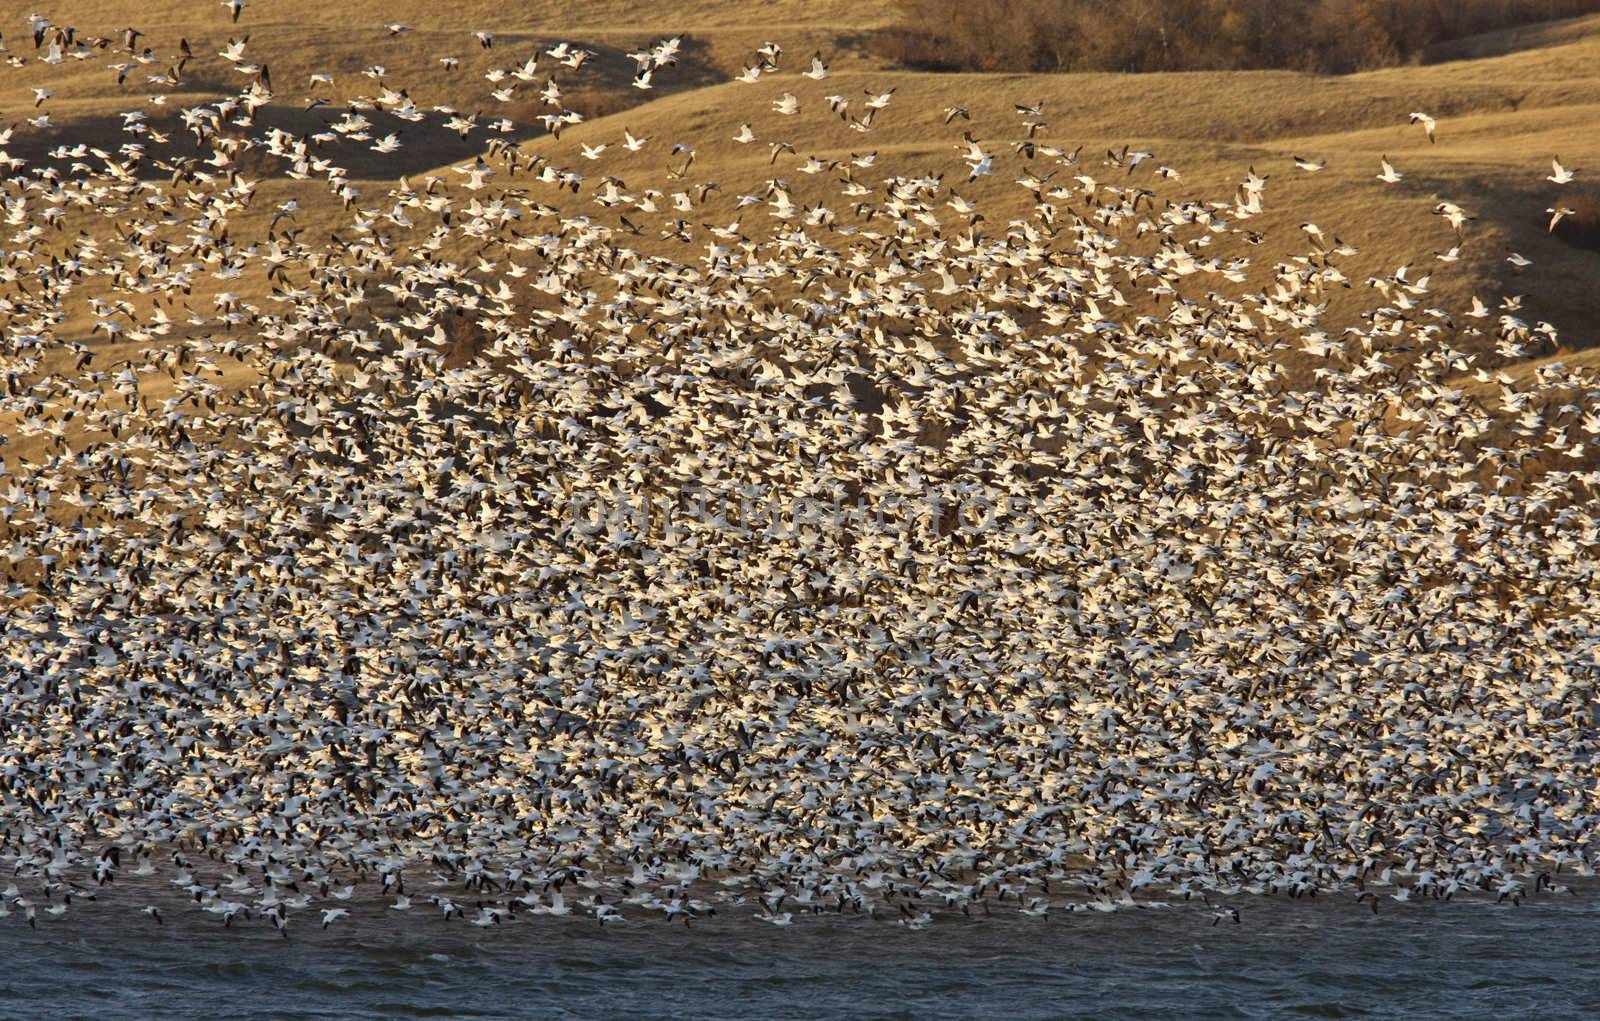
1554,188 -> 1600,253
871,0 -> 1600,73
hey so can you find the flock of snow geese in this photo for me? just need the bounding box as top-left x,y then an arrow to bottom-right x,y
0,8 -> 1597,935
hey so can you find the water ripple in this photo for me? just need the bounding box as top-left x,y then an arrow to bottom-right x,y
3,897 -> 1599,1020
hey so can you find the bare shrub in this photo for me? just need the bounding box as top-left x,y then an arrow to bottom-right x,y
870,27 -> 962,71
871,0 -> 1600,73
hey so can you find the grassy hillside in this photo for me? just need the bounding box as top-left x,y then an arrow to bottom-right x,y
1,1 -> 1594,370
0,0 -> 1592,474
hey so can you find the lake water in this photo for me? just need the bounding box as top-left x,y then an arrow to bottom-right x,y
3,894 -> 1598,1019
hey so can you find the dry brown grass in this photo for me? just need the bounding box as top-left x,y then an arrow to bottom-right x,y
501,85 -> 646,130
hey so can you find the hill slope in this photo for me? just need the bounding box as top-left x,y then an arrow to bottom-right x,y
2,3 -> 1594,358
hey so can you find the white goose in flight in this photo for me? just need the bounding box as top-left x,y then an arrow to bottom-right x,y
1409,111 -> 1437,143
